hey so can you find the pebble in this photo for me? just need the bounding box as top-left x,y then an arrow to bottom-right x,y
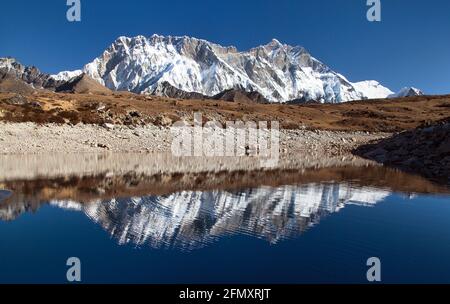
103,123 -> 115,130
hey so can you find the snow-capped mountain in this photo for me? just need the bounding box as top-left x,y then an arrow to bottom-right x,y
47,183 -> 390,250
52,34 -> 394,103
51,70 -> 83,82
352,80 -> 394,99
389,87 -> 424,98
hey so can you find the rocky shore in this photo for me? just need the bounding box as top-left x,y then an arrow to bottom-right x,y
0,122 -> 390,156
355,119 -> 450,184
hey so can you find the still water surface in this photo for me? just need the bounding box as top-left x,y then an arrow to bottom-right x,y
0,155 -> 449,283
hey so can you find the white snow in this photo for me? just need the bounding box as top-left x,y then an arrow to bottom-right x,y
352,80 -> 394,99
50,70 -> 83,81
0,57 -> 16,70
52,34 -> 396,103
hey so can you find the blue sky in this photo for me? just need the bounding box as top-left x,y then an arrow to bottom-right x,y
1,0 -> 449,94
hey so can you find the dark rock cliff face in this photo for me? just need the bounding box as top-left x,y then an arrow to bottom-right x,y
148,81 -> 208,100
149,81 -> 270,103
0,57 -> 64,91
213,89 -> 269,103
354,118 -> 450,184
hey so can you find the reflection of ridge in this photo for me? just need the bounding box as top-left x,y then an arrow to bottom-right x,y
51,183 -> 390,251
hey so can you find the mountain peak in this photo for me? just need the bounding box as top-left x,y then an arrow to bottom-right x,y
352,80 -> 394,99
0,57 -> 61,90
52,34 -> 398,103
258,38 -> 285,51
389,87 -> 424,98
268,38 -> 282,46
0,57 -> 18,69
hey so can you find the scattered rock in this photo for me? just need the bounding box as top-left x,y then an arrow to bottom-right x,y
6,94 -> 27,105
128,110 -> 141,118
102,123 -> 115,130
96,104 -> 106,112
97,143 -> 109,149
157,115 -> 173,126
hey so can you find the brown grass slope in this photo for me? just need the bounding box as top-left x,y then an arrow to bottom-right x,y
0,74 -> 35,94
0,91 -> 449,132
55,73 -> 111,95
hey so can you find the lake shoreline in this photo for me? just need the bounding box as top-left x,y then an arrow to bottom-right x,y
0,122 -> 390,156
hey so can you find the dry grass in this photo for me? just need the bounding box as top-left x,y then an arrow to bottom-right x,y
0,91 -> 449,132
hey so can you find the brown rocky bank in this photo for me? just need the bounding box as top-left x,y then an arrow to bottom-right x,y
354,118 -> 450,185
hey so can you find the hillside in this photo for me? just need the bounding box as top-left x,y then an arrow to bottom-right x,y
55,73 -> 111,94
0,91 -> 448,132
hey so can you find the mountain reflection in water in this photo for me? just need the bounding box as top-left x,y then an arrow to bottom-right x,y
1,157 -> 447,251
50,183 -> 389,250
